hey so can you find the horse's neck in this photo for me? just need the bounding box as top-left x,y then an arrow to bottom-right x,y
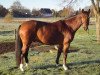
65,15 -> 82,33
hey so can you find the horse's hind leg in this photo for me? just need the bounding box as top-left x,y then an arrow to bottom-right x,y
56,45 -> 63,66
20,44 -> 30,71
25,48 -> 29,67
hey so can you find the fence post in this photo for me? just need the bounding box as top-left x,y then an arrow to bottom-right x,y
14,29 -> 16,40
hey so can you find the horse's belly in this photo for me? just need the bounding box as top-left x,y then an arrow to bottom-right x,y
42,36 -> 61,45
37,31 -> 63,45
40,37 -> 62,45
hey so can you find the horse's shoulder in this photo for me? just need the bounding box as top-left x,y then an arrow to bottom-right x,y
63,31 -> 74,43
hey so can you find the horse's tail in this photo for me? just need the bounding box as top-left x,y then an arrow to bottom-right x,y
15,25 -> 22,67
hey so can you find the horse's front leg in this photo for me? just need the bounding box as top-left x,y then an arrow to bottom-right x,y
62,43 -> 70,70
56,45 -> 63,66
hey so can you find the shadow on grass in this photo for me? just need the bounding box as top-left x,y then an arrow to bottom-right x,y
32,64 -> 59,70
68,49 -> 79,53
8,67 -> 18,71
0,30 -> 14,36
0,71 -> 3,75
68,59 -> 100,66
32,59 -> 100,70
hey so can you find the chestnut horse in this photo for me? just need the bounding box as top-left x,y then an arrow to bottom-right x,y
15,9 -> 90,71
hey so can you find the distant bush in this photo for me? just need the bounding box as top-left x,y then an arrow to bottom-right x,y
0,5 -> 8,17
4,12 -> 13,22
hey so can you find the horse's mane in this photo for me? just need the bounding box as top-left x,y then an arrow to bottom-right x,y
64,11 -> 79,20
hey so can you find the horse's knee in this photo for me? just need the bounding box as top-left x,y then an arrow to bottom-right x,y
21,45 -> 28,54
21,49 -> 26,56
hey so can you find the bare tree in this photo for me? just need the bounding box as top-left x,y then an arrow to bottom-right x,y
0,5 -> 8,17
10,0 -> 31,17
62,0 -> 100,43
58,6 -> 74,17
91,0 -> 100,43
10,0 -> 22,11
32,8 -> 40,17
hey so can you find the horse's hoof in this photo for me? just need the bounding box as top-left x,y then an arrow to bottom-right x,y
56,64 -> 60,66
25,63 -> 28,67
20,67 -> 24,72
54,46 -> 58,50
20,64 -> 24,72
63,64 -> 68,70
49,50 -> 53,53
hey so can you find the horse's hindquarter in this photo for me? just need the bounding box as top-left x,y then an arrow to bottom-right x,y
19,20 -> 37,44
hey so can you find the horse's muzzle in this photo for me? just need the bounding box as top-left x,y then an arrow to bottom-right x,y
83,27 -> 88,31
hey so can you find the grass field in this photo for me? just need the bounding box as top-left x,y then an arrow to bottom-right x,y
0,18 -> 100,75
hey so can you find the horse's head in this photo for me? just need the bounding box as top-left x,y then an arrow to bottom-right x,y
80,9 -> 90,31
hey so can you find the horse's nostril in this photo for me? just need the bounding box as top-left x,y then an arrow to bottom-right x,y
83,27 -> 88,31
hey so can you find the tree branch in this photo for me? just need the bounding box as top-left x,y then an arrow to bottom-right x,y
91,0 -> 98,14
96,0 -> 99,12
61,0 -> 76,7
66,0 -> 74,6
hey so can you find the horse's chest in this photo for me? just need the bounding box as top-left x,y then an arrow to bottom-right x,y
64,32 -> 74,42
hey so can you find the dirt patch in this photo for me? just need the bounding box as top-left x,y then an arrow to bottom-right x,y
0,42 -> 15,54
0,42 -> 54,54
0,42 -> 79,54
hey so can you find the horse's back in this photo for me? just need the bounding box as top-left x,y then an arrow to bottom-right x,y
20,20 -> 36,31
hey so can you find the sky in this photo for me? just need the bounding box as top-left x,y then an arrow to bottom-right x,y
0,0 -> 91,11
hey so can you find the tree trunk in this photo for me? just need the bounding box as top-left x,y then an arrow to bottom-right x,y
96,14 -> 100,43
90,0 -> 100,43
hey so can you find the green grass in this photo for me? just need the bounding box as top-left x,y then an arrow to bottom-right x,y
0,18 -> 100,75
0,21 -> 20,42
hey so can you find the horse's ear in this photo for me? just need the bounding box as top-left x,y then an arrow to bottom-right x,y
76,11 -> 78,15
88,9 -> 90,13
82,9 -> 84,12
